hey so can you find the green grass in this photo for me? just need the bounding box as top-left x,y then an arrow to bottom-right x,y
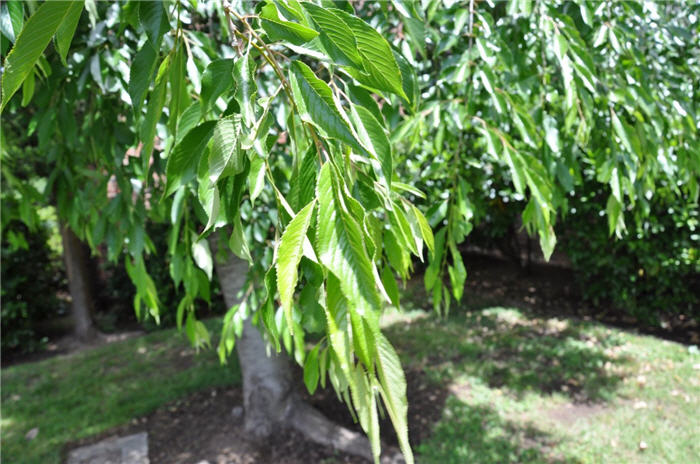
1,320 -> 240,464
382,307 -> 700,464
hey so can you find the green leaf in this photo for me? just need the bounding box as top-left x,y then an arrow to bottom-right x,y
128,41 -> 157,114
333,9 -> 407,100
233,49 -> 257,127
400,13 -> 426,57
192,239 -> 213,280
317,164 -> 381,315
261,2 -> 318,46
175,101 -> 202,145
393,49 -> 418,107
169,45 -> 188,132
20,68 -> 34,106
54,1 -> 83,65
301,2 -> 363,68
140,76 -> 167,166
447,240 -> 466,301
199,182 -> 220,235
165,121 -> 217,196
138,0 -> 166,46
200,59 -> 234,112
1,1 -> 78,111
351,104 -> 392,187
381,266 -> 400,308
293,145 -> 318,212
291,61 -> 363,152
606,194 -> 626,238
248,155 -> 266,206
410,204 -> 434,254
375,333 -> 413,464
209,115 -> 244,184
229,213 -> 252,262
277,199 -> 317,334
6,1 -> 24,41
303,344 -> 320,394
611,109 -> 635,154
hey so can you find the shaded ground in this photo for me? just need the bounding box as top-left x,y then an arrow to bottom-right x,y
64,386 -> 365,464
62,365 -> 446,463
414,252 -> 699,345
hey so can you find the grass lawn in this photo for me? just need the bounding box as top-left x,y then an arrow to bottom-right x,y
2,307 -> 698,464
382,307 -> 700,463
1,320 -> 240,464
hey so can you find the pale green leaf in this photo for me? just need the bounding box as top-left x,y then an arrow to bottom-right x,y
229,214 -> 252,262
375,333 -> 413,464
317,164 -> 381,315
261,2 -> 318,46
333,9 -> 408,100
277,199 -> 317,334
410,204 -> 434,254
248,155 -> 266,206
192,240 -> 213,280
302,2 -> 363,68
209,115 -> 243,184
1,1 -> 77,111
291,61 -> 363,152
233,49 -> 258,127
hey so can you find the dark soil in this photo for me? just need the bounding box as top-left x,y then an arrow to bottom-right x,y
63,366 -> 446,464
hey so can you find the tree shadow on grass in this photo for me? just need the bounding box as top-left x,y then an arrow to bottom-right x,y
384,306 -> 631,403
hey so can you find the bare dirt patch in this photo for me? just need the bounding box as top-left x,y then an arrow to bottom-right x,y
544,402 -> 607,426
63,366 -> 446,464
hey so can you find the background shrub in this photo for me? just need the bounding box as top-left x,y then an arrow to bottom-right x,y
560,185 -> 699,325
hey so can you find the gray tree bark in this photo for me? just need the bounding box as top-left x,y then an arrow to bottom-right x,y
211,238 -> 373,460
60,223 -> 98,342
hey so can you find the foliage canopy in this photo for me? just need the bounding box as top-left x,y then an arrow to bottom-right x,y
2,1 -> 698,461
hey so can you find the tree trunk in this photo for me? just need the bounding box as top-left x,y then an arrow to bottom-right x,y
60,223 -> 98,342
212,240 -> 374,461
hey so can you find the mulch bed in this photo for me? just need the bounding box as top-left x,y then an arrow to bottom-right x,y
63,367 -> 445,464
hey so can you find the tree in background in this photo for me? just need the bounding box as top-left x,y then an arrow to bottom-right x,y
1,1 -> 698,462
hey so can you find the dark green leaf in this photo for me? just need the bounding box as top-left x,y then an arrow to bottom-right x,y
165,121 -> 217,196
54,1 -> 83,65
128,41 -> 157,114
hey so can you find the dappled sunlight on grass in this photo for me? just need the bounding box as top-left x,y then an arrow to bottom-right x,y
385,306 -> 631,402
417,397 -> 578,464
384,305 -> 700,463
